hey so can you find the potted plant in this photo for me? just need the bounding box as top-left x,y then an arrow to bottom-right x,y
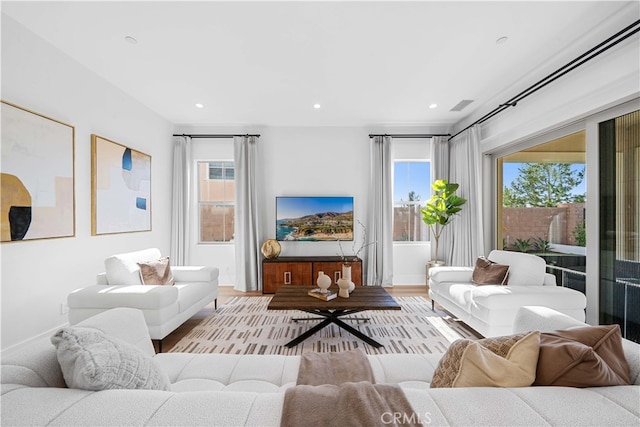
421,179 -> 467,270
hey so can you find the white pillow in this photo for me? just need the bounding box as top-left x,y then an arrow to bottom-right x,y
104,248 -> 162,285
51,327 -> 170,391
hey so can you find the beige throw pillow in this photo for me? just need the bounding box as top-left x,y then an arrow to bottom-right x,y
471,256 -> 510,286
431,331 -> 540,388
137,256 -> 175,286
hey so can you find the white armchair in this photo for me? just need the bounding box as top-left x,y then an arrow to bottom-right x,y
67,248 -> 219,350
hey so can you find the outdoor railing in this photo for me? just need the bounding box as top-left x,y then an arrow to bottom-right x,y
545,263 -> 639,343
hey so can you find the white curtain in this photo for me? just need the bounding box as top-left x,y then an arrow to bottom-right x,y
233,135 -> 261,292
447,125 -> 485,266
170,135 -> 192,266
430,135 -> 450,262
366,135 -> 394,286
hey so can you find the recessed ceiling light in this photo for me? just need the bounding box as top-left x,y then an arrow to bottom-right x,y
313,103 -> 321,109
195,103 -> 204,109
124,36 -> 138,45
429,103 -> 438,109
496,36 -> 509,45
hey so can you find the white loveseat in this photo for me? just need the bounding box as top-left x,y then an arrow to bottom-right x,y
429,250 -> 587,337
1,306 -> 638,426
67,248 -> 219,347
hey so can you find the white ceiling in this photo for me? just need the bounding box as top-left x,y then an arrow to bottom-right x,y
2,1 -> 638,128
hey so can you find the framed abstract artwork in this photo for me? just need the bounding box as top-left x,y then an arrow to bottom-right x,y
1,100 -> 75,242
91,134 -> 151,235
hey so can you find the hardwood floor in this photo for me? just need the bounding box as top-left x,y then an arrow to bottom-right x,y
157,284 -> 430,352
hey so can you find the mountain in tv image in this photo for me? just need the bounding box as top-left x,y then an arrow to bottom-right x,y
277,211 -> 354,241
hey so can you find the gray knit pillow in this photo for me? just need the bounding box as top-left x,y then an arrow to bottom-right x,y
51,327 -> 170,391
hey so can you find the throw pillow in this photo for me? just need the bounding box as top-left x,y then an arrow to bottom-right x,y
137,256 -> 175,286
534,324 -> 631,387
51,327 -> 171,391
471,256 -> 510,286
431,331 -> 540,388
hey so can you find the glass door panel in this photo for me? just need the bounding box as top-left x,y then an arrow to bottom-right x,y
599,110 -> 640,342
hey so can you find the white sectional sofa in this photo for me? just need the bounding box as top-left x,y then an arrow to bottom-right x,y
67,248 -> 219,348
2,306 -> 638,426
429,250 -> 587,337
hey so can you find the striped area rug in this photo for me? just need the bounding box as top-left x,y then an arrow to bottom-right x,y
169,296 -> 476,355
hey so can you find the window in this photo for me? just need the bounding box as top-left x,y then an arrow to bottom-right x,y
393,161 -> 430,242
498,133 -> 586,254
208,162 -> 235,180
198,161 -> 235,242
497,132 -> 587,303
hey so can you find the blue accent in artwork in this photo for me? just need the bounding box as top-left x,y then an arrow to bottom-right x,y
136,197 -> 147,210
122,148 -> 132,171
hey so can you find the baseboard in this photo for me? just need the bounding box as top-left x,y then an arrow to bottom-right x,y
392,274 -> 427,285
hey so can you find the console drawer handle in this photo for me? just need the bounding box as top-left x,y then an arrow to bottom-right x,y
284,271 -> 291,285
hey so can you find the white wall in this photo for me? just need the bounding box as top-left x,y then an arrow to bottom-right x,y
1,16 -> 174,352
463,9 -> 640,153
176,125 -> 444,287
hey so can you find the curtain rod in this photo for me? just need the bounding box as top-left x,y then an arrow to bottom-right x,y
449,18 -> 640,141
368,133 -> 450,138
173,133 -> 260,138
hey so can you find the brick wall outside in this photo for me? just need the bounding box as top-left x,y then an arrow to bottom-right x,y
559,203 -> 586,246
502,203 -> 585,249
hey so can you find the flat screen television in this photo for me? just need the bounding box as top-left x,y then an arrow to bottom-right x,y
276,196 -> 354,241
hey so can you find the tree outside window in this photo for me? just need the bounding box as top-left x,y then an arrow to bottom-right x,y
502,161 -> 586,251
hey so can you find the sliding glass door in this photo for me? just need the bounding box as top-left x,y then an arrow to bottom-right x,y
497,132 -> 587,293
599,109 -> 640,342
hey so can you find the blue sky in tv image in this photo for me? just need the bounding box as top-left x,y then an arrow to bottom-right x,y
276,196 -> 353,220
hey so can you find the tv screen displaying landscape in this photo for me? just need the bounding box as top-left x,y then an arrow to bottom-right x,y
276,196 -> 354,241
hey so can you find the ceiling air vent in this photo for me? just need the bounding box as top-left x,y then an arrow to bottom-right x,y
450,100 -> 474,112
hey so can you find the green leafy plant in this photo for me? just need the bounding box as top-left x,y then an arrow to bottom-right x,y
572,220 -> 586,246
512,238 -> 532,253
533,237 -> 551,253
420,179 -> 467,262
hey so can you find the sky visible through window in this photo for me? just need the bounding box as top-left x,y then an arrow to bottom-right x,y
393,162 -> 585,202
394,161 -> 430,202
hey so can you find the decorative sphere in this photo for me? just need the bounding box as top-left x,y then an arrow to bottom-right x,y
261,239 -> 281,259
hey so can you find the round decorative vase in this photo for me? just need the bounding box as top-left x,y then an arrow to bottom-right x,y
337,278 -> 350,298
260,239 -> 281,259
342,264 -> 356,293
316,271 -> 331,293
